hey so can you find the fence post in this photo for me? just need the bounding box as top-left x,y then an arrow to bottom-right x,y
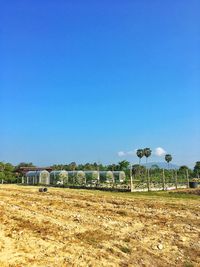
175,170 -> 178,190
186,169 -> 189,188
130,164 -> 133,192
162,169 -> 165,190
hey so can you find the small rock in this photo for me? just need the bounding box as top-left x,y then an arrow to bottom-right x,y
73,214 -> 82,222
157,244 -> 163,250
180,236 -> 187,242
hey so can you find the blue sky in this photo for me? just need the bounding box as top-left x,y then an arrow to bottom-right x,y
0,0 -> 200,167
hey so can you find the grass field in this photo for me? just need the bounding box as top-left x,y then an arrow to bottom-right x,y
0,185 -> 199,267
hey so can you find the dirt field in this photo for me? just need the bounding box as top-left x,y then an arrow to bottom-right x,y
0,185 -> 199,267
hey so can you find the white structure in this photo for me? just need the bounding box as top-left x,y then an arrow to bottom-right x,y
113,171 -> 126,183
99,171 -> 114,183
26,170 -> 50,185
68,171 -> 86,184
50,170 -> 68,185
85,171 -> 99,184
68,171 -> 76,184
24,170 -> 126,186
75,171 -> 86,184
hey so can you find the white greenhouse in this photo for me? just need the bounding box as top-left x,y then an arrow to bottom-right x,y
113,171 -> 126,183
68,171 -> 86,185
24,169 -> 126,186
99,171 -> 114,183
25,170 -> 50,185
85,171 -> 99,184
68,171 -> 77,184
75,171 -> 86,185
50,170 -> 68,185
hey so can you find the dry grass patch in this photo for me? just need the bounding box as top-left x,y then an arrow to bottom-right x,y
75,229 -> 112,247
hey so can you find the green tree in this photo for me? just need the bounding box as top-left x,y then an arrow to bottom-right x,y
98,163 -> 105,171
0,162 -> 5,171
77,164 -> 84,171
93,162 -> 98,169
194,161 -> 200,178
178,165 -> 190,173
151,164 -> 160,170
165,154 -> 172,169
118,160 -> 130,171
144,148 -> 152,164
0,162 -> 15,183
0,162 -> 5,182
16,162 -> 35,168
84,163 -> 93,170
69,162 -> 77,171
132,164 -> 146,177
0,172 -> 5,181
4,163 -> 15,172
150,165 -> 162,179
136,149 -> 144,165
107,164 -> 117,171
178,165 -> 192,179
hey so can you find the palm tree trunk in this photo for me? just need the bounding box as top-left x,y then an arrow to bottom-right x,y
147,168 -> 150,191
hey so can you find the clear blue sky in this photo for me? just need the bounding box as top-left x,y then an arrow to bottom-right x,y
0,0 -> 199,167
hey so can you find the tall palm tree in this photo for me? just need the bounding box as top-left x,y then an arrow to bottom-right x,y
165,154 -> 172,169
136,149 -> 144,165
144,148 -> 152,191
144,148 -> 152,164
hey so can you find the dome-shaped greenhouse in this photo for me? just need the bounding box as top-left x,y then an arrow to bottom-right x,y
26,170 -> 50,185
99,171 -> 114,183
68,171 -> 76,184
112,171 -> 126,183
50,170 -> 68,185
85,171 -> 99,184
75,171 -> 86,185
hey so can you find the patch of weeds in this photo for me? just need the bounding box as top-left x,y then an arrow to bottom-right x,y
184,262 -> 194,267
74,202 -> 86,208
123,237 -> 131,243
107,247 -> 115,254
117,210 -> 128,216
119,245 -> 131,254
75,230 -> 111,247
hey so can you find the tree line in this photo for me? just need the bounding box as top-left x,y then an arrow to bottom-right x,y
0,160 -> 200,183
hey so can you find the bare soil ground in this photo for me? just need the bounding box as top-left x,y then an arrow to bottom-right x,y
0,185 -> 199,267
